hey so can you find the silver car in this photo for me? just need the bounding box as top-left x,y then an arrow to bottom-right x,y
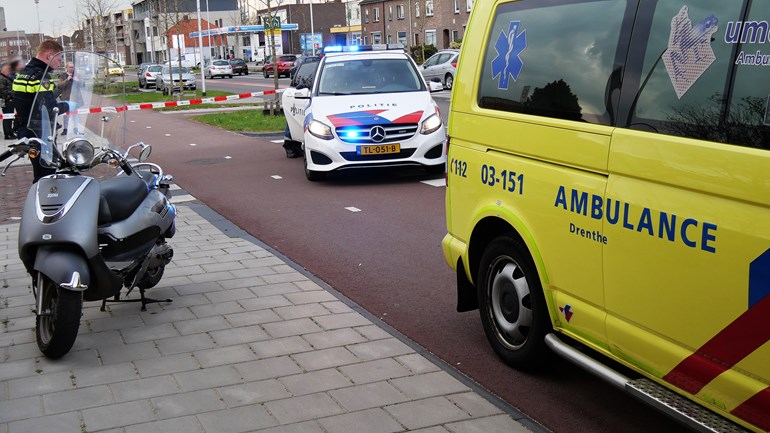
419,49 -> 460,89
204,60 -> 233,79
156,66 -> 197,95
138,64 -> 163,88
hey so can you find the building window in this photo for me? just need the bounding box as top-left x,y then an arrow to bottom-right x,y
415,2 -> 420,17
451,30 -> 460,43
351,32 -> 362,45
425,0 -> 434,16
397,31 -> 407,45
372,32 -> 382,43
373,7 -> 380,22
387,34 -> 392,43
397,4 -> 405,19
425,30 -> 436,46
364,35 -> 369,44
466,0 -> 473,12
454,0 -> 460,13
388,6 -> 393,20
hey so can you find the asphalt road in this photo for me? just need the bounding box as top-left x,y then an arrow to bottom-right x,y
113,99 -> 691,433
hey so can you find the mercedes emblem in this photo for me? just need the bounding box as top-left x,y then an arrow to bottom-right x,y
370,126 -> 386,143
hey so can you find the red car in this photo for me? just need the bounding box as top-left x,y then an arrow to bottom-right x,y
263,54 -> 298,78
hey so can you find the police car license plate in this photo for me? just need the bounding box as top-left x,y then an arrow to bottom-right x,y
357,144 -> 400,155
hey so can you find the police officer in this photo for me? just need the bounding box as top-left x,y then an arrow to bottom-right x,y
12,40 -> 69,182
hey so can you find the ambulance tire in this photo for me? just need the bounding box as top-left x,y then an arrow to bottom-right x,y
477,234 -> 552,370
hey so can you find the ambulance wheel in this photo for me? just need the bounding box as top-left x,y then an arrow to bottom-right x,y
477,234 -> 552,369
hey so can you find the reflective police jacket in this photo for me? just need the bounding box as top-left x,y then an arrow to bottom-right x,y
12,58 -> 68,138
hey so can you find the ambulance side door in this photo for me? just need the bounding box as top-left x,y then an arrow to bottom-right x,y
606,0 -> 770,426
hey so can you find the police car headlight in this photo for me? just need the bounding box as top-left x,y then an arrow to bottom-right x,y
420,113 -> 442,135
64,139 -> 95,168
308,120 -> 334,140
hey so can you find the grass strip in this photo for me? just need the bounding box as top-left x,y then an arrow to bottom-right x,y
190,109 -> 285,132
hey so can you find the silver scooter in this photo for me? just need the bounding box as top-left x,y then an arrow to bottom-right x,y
0,51 -> 176,359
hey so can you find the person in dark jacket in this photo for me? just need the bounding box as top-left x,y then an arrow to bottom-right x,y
12,40 -> 69,182
0,61 -> 15,139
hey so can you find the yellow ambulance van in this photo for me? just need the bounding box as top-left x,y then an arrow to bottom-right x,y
442,1 -> 770,431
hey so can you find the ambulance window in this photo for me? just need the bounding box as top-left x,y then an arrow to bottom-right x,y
726,0 -> 770,150
626,2 -> 760,148
477,0 -> 629,125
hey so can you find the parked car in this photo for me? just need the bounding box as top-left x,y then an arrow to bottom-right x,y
419,49 -> 459,89
138,64 -> 163,88
156,66 -> 196,95
204,60 -> 233,79
164,57 -> 197,68
105,65 -> 124,76
137,62 -> 154,78
263,54 -> 298,78
229,58 -> 249,75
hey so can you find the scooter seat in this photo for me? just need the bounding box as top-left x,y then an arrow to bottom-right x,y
98,176 -> 149,224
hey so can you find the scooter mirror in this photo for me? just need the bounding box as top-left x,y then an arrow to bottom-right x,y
139,145 -> 152,162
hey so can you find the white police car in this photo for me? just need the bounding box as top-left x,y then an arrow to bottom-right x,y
281,44 -> 447,181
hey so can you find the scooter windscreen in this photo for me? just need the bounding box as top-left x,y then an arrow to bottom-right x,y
27,51 -> 127,174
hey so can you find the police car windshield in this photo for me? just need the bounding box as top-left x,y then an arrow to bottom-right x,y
317,58 -> 424,95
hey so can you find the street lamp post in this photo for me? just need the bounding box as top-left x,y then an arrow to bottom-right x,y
196,0 -> 207,96
34,0 -> 42,37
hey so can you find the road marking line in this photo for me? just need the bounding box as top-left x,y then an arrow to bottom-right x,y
270,139 -> 283,144
421,178 -> 446,187
165,133 -> 171,136
271,175 -> 283,179
171,194 -> 196,203
345,207 -> 362,212
224,156 -> 232,159
146,126 -> 152,128
190,143 -> 197,146
169,184 -> 182,190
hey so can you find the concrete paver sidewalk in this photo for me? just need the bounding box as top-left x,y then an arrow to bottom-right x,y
0,202 -> 536,433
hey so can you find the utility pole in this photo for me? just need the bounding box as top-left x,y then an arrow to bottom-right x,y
265,0 -> 279,115
205,0 -> 212,61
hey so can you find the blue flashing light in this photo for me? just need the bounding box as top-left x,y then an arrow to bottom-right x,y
344,131 -> 360,139
322,44 -> 404,54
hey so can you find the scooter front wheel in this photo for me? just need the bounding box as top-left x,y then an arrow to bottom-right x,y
36,273 -> 82,359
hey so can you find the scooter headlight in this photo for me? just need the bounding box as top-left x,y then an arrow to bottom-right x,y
64,139 -> 95,169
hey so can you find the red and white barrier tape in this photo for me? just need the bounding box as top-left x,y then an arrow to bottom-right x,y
0,89 -> 284,119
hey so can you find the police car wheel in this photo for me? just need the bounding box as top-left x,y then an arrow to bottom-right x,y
303,154 -> 325,181
477,234 -> 552,369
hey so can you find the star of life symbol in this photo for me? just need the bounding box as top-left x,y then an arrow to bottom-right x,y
662,6 -> 718,99
491,21 -> 527,90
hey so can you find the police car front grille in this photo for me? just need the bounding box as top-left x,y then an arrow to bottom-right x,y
336,124 -> 419,144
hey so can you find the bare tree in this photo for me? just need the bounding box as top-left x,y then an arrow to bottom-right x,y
79,0 -> 119,52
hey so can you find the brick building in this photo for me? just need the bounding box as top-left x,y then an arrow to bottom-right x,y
254,2 -> 346,56
360,0 -> 472,49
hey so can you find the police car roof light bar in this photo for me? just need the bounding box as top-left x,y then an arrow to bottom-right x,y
322,44 -> 405,54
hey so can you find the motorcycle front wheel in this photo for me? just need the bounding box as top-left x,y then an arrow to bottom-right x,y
35,273 -> 82,359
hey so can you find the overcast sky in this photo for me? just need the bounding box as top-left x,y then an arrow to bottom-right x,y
1,0 -> 134,36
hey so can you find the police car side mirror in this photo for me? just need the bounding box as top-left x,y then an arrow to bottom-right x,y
428,81 -> 444,92
295,88 -> 311,99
